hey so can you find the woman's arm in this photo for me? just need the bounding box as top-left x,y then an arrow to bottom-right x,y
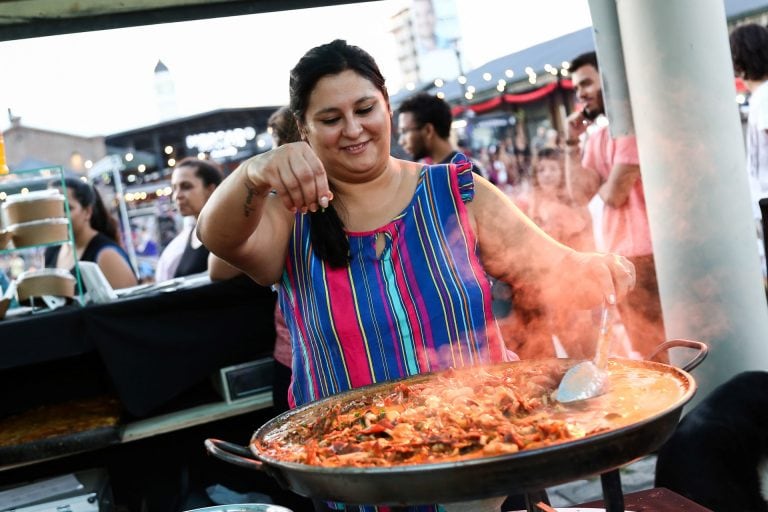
208,253 -> 243,281
197,143 -> 330,285
468,175 -> 633,310
96,249 -> 138,289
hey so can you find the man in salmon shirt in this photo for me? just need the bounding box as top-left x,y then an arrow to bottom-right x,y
564,51 -> 665,360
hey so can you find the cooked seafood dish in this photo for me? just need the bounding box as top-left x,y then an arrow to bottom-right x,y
255,360 -> 686,468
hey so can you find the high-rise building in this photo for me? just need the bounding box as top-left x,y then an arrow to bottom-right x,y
390,0 -> 463,89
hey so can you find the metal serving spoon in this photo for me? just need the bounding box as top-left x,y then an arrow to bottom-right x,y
556,301 -> 612,403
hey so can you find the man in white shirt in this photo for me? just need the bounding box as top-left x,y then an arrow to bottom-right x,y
730,23 -> 768,276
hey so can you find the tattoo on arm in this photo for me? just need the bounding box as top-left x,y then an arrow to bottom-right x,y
243,182 -> 257,217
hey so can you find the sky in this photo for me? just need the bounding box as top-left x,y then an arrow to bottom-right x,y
0,0 -> 592,137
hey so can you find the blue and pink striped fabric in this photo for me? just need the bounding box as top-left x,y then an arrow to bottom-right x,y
278,156 -> 508,512
279,155 -> 507,412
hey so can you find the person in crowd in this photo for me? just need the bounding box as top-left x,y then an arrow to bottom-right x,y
519,148 -> 595,253
208,105 -> 300,415
197,39 -> 636,512
155,157 -> 222,281
730,23 -> 768,277
396,91 -> 487,176
655,371 -> 768,512
531,122 -> 550,156
45,177 -> 137,290
512,130 -> 532,178
497,138 -> 520,186
564,50 -> 665,360
505,147 -> 597,358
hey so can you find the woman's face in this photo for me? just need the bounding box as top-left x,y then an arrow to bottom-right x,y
300,69 -> 391,183
171,165 -> 215,217
65,188 -> 91,236
535,159 -> 563,192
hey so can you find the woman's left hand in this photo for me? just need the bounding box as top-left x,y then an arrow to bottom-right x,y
557,251 -> 636,308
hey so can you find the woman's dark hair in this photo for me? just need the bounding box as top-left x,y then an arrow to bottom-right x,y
730,23 -> 768,81
61,176 -> 121,243
174,157 -> 223,187
289,39 -> 389,268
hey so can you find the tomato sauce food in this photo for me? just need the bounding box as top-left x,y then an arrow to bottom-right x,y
254,360 -> 686,468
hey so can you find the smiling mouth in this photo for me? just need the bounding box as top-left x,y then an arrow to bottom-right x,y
343,141 -> 368,153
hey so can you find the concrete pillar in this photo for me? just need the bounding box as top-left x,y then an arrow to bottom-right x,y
587,0 -> 635,136
615,0 -> 768,406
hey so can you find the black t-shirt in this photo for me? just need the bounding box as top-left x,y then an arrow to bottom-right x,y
45,233 -> 134,292
173,229 -> 209,278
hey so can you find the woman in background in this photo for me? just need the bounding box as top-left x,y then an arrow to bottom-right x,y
155,157 -> 222,281
504,147 -> 597,358
45,177 -> 137,289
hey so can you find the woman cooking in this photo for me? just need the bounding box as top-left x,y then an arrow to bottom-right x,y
197,39 -> 636,512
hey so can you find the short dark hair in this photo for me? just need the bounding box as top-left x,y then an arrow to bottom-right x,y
174,157 -> 223,188
730,23 -> 768,81
397,92 -> 453,139
570,51 -> 599,73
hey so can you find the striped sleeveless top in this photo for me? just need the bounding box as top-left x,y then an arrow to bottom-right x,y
279,156 -> 507,411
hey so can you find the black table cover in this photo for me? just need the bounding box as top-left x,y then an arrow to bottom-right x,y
0,275 -> 277,418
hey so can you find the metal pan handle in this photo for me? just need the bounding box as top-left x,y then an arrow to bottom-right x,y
646,339 -> 708,372
204,438 -> 265,471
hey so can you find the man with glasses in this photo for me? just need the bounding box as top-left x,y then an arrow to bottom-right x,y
396,92 -> 485,176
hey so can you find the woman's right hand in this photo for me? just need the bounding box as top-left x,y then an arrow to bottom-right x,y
243,142 -> 333,214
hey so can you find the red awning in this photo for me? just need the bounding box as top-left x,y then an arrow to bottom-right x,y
452,79 -> 574,117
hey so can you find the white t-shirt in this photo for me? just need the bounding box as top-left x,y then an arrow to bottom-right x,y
154,216 -> 196,282
746,80 -> 768,220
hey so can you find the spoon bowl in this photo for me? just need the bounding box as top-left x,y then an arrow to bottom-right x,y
556,302 -> 612,403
